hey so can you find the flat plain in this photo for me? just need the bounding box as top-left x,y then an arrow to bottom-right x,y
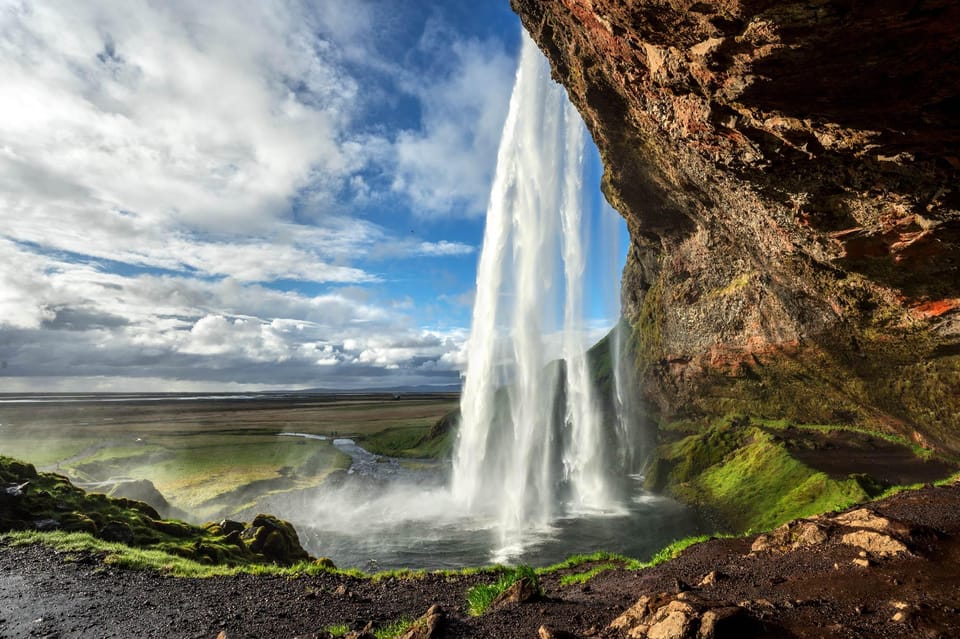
0,393 -> 459,521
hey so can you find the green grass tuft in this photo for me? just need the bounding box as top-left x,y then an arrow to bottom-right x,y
558,563 -> 618,586
466,565 -> 539,617
323,623 -> 351,637
537,551 -> 632,574
373,617 -> 414,639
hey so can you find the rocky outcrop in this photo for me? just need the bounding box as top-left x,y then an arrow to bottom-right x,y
1,455 -> 313,567
511,0 -> 960,451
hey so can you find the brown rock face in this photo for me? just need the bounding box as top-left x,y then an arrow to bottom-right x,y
511,0 -> 960,450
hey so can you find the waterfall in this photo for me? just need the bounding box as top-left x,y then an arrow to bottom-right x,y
451,33 -> 631,555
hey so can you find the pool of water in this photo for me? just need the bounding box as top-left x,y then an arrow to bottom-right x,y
269,435 -> 707,571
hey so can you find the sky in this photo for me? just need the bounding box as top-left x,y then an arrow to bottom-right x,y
0,0 -> 623,392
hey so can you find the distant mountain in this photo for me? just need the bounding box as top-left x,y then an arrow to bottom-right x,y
296,384 -> 461,395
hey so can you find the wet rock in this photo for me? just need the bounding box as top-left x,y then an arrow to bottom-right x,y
99,520 -> 134,545
314,557 -> 336,569
492,577 -> 539,607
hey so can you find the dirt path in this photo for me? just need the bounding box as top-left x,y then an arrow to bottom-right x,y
3,482 -> 960,638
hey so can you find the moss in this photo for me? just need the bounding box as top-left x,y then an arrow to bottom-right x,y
682,428 -> 870,531
640,418 -> 949,533
634,278 -> 665,376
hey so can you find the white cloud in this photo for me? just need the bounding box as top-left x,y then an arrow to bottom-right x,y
0,2 -> 514,389
0,1 -> 362,232
391,37 -> 515,217
0,241 -> 468,387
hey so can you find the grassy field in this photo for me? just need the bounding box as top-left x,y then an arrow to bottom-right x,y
0,393 -> 458,521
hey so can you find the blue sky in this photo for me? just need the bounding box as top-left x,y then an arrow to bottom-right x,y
0,0 -> 624,391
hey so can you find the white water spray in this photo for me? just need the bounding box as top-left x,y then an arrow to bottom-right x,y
452,34 -> 632,555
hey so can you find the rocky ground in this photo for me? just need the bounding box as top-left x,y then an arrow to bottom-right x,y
2,481 -> 959,639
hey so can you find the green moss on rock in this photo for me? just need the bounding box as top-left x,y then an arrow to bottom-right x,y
0,455 -> 313,568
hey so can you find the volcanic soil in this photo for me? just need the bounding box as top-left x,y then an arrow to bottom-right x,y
2,481 -> 960,638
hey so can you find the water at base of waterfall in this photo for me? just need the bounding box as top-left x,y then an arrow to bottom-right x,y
294,473 -> 705,571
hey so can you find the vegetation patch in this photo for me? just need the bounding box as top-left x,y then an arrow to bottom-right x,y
559,562 -> 618,586
466,564 -> 540,616
0,456 -> 317,568
323,623 -> 351,638
362,410 -> 458,459
373,618 -> 415,639
642,414 -> 955,533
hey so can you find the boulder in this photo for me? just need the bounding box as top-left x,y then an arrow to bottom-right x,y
99,520 -> 134,545
840,530 -> 909,557
610,593 -> 761,639
832,509 -> 912,537
219,519 -> 245,535
697,607 -> 761,639
61,512 -> 98,535
647,600 -> 697,639
243,514 -> 310,564
751,519 -> 829,553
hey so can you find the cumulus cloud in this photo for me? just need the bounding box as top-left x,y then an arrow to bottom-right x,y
0,241 -> 466,388
0,1 -> 515,389
391,37 -> 515,217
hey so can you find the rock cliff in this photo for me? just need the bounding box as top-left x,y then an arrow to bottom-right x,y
511,0 -> 960,452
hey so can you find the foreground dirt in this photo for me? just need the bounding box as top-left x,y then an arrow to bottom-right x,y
2,482 -> 960,639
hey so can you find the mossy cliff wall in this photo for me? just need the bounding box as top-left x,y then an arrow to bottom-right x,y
511,0 -> 960,453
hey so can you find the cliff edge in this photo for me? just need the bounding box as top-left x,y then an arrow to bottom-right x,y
511,0 -> 960,452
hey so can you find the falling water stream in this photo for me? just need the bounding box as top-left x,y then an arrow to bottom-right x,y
452,32 -> 637,557
291,33 -> 705,569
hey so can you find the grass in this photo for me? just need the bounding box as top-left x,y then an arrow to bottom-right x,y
559,563 -> 618,586
0,394 -> 456,519
692,429 -> 871,531
374,618 -> 415,639
644,414 -> 957,533
323,623 -> 351,637
466,565 -> 540,616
